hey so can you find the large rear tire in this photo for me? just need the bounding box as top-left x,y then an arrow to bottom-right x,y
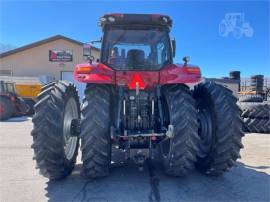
0,97 -> 13,121
81,84 -> 111,178
243,117 -> 270,133
160,85 -> 199,176
194,82 -> 244,176
31,81 -> 80,180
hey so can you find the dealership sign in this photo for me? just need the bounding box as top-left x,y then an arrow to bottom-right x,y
49,50 -> 73,62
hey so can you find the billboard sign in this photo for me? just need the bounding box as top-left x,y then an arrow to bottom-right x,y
49,50 -> 73,62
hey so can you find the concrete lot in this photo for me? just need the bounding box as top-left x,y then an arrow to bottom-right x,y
0,117 -> 269,202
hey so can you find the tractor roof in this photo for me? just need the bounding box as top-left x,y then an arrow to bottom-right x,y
99,13 -> 172,30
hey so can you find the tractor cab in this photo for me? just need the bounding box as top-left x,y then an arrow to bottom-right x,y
99,14 -> 175,71
0,81 -> 16,95
75,14 -> 200,88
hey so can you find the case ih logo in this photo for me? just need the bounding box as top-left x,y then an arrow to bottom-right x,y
49,50 -> 73,62
219,13 -> 254,39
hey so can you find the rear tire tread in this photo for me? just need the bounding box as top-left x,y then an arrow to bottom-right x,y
161,85 -> 200,176
81,84 -> 111,178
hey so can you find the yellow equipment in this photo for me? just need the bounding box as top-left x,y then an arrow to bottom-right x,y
15,83 -> 42,99
0,76 -> 42,114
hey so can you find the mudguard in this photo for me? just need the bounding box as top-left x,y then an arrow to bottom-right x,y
74,63 -> 115,84
159,64 -> 202,85
74,62 -> 202,88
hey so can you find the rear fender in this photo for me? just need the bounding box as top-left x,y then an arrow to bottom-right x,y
74,63 -> 115,84
159,64 -> 202,85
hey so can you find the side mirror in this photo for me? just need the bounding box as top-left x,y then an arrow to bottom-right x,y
83,44 -> 92,57
171,38 -> 176,58
90,37 -> 102,44
183,56 -> 190,65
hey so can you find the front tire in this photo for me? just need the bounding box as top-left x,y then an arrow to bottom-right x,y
160,85 -> 199,176
194,82 -> 244,176
0,97 -> 13,121
31,81 -> 80,180
81,84 -> 111,178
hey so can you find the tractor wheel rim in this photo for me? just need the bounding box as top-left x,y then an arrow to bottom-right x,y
197,102 -> 213,158
63,97 -> 78,161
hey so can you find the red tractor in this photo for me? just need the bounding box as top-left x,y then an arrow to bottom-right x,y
0,81 -> 29,121
32,14 -> 244,180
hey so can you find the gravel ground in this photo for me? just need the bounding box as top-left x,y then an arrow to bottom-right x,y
0,117 -> 269,202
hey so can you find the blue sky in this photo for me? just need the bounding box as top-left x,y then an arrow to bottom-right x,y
0,0 -> 269,77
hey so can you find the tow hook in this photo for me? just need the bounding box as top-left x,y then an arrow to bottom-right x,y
166,125 -> 174,138
70,119 -> 81,136
134,150 -> 146,171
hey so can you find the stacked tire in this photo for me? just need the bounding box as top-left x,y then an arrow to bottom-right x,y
250,75 -> 264,94
238,96 -> 270,133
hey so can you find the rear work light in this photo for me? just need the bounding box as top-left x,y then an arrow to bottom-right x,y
151,14 -> 172,26
108,16 -> 116,22
101,14 -> 124,22
100,17 -> 107,22
76,66 -> 93,74
162,16 -> 168,23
